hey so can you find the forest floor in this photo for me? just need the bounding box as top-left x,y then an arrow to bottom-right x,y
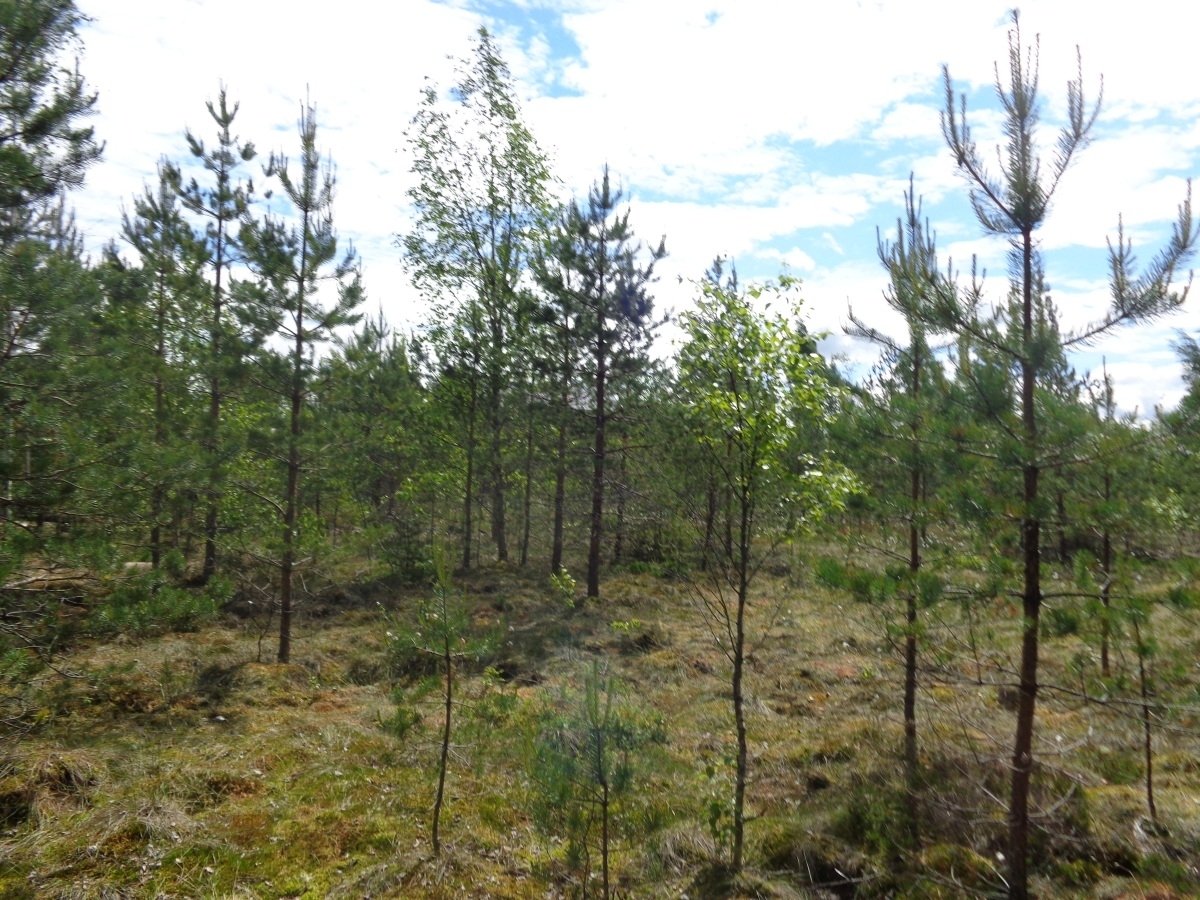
2,550 -> 1200,898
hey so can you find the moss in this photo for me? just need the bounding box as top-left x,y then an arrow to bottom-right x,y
910,843 -> 1004,895
5,561 -> 1200,898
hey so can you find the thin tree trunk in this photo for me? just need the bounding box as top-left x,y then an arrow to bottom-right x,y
433,632 -> 453,857
601,774 -> 611,900
1100,472 -> 1113,677
520,392 -> 534,567
701,471 -> 717,572
551,411 -> 567,574
1056,486 -> 1067,562
151,277 -> 168,570
201,211 -> 227,585
731,482 -> 750,874
723,438 -> 734,560
587,337 -> 608,600
489,307 -> 508,563
461,371 -> 478,572
611,439 -> 626,565
278,240 -> 306,664
1133,617 -> 1158,823
1008,229 -> 1042,900
903,341 -> 922,848
490,401 -> 507,563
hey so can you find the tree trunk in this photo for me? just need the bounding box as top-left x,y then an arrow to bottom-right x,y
520,392 -> 534,567
278,251 -> 306,664
201,213 -> 227,586
701,471 -> 717,572
433,632 -> 453,857
551,409 -> 567,574
1100,472 -> 1113,677
461,370 -> 478,572
488,308 -> 508,563
150,271 -> 168,570
489,407 -> 507,563
1133,617 -> 1158,823
611,439 -> 626,565
731,483 -> 750,874
903,341 -> 922,849
587,337 -> 608,600
601,774 -> 611,900
1008,229 -> 1042,900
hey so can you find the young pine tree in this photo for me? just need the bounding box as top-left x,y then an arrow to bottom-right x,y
169,88 -> 257,584
937,14 -> 1196,896
243,99 -> 362,664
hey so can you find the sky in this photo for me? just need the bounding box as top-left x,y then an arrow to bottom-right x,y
70,0 -> 1200,416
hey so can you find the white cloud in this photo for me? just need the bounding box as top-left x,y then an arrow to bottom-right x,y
65,0 -> 1200,412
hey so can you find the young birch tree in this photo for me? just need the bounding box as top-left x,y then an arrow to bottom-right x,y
402,27 -> 553,569
678,275 -> 854,874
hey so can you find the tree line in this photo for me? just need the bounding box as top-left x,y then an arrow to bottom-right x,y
4,4 -> 1200,896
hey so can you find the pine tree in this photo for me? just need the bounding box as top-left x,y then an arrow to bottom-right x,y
118,163 -> 208,568
169,88 -> 257,583
937,14 -> 1196,895
846,178 -> 955,847
533,204 -> 588,575
0,0 -> 101,246
548,168 -> 665,600
243,99 -> 363,663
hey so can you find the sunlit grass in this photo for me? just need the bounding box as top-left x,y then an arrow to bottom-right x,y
2,549 -> 1199,896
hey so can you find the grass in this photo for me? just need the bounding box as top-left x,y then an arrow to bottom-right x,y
2,546 -> 1199,897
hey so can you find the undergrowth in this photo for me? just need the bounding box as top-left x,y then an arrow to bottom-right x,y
0,553 -> 1198,897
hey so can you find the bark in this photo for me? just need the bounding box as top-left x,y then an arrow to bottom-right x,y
278,228 -> 307,664
432,632 -> 453,857
701,472 -> 717,572
587,335 -> 608,599
201,203 -> 228,585
1100,472 -> 1112,677
551,413 -> 567,574
731,481 -> 750,873
1008,229 -> 1041,900
1134,618 -> 1158,823
519,393 -> 534,567
461,367 -> 478,571
489,380 -> 507,562
150,271 -> 167,570
487,292 -> 508,563
551,312 -> 571,574
611,440 -> 626,565
903,341 -> 922,848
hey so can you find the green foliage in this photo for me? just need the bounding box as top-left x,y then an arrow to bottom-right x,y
0,0 -> 101,235
403,26 -> 554,569
548,567 -> 576,609
1044,600 -> 1083,637
830,777 -> 914,859
377,684 -> 423,742
700,751 -> 737,857
678,275 -> 855,539
528,660 -> 666,888
89,576 -> 227,638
